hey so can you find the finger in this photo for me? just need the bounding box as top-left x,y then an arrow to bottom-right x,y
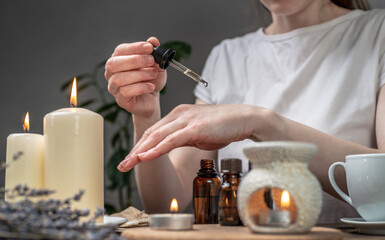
147,37 -> 160,47
130,111 -> 183,155
105,55 -> 155,74
125,119 -> 185,170
141,119 -> 188,151
115,82 -> 155,104
104,69 -> 112,81
107,67 -> 158,95
117,155 -> 140,172
137,128 -> 192,162
112,42 -> 154,57
117,116 -> 183,172
125,105 -> 190,162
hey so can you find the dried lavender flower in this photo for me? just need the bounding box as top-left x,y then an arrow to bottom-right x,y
0,185 -> 124,240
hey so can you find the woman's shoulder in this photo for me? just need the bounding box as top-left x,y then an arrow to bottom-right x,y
208,30 -> 261,59
359,8 -> 385,19
351,9 -> 385,27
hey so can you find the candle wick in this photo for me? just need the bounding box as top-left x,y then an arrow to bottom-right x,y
70,104 -> 76,108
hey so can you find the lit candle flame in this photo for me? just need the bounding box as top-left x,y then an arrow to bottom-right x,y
70,77 -> 77,107
281,190 -> 290,209
23,112 -> 30,133
170,198 -> 178,213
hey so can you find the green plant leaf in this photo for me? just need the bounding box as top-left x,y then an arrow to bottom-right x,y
60,73 -> 92,92
78,82 -> 94,93
111,131 -> 121,148
78,99 -> 96,108
121,126 -> 131,149
104,110 -> 119,123
163,41 -> 191,62
105,147 -> 131,190
96,102 -> 117,114
104,202 -> 118,215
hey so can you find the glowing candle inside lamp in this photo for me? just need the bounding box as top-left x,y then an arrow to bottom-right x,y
281,190 -> 290,209
150,198 -> 194,230
5,112 -> 44,201
44,78 -> 103,221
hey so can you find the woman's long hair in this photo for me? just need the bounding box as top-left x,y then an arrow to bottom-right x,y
331,0 -> 369,10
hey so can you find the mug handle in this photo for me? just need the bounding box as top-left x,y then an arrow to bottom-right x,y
328,162 -> 353,206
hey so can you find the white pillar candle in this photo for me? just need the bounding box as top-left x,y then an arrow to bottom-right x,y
44,107 -> 104,217
44,78 -> 104,220
5,113 -> 44,201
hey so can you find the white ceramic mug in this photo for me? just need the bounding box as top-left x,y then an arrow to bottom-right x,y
328,153 -> 385,222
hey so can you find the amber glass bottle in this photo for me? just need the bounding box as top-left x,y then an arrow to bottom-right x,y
219,158 -> 243,226
193,159 -> 221,224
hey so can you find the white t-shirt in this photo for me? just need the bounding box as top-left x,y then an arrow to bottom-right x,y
194,9 -> 385,223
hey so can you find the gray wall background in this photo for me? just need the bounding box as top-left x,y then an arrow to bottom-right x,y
0,0 -> 384,211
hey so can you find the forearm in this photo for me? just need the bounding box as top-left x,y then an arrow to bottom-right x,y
134,154 -> 185,213
132,109 -> 201,213
134,146 -> 215,213
250,107 -> 384,199
132,109 -> 184,213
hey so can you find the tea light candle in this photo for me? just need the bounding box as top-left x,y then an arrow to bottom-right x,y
5,112 -> 44,200
44,78 -> 103,220
150,198 -> 194,230
259,209 -> 291,227
259,190 -> 292,227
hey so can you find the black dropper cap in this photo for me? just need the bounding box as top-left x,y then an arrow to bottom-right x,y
152,46 -> 176,69
220,158 -> 242,174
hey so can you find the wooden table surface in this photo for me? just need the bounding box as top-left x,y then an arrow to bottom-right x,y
120,224 -> 385,240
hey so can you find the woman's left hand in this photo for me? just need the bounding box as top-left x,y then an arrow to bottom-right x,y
118,103 -> 281,171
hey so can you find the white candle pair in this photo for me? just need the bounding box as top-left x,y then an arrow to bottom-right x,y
5,78 -> 104,220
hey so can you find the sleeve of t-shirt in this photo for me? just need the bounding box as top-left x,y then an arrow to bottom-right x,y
193,45 -> 219,104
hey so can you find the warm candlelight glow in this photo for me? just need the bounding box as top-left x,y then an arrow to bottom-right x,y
281,190 -> 290,209
70,77 -> 77,107
23,112 -> 30,132
170,198 -> 178,213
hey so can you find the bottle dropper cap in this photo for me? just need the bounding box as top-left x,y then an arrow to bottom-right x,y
151,45 -> 208,87
152,46 -> 176,69
221,158 -> 242,174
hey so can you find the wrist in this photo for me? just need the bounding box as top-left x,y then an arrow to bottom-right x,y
132,103 -> 161,143
246,106 -> 288,142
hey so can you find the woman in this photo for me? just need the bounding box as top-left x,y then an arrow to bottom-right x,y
105,0 -> 385,223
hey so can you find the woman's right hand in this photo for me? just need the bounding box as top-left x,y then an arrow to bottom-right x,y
105,37 -> 166,118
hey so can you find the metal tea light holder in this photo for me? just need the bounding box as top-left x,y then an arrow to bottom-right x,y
237,141 -> 323,233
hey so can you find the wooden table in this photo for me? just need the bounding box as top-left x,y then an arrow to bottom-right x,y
120,224 -> 385,240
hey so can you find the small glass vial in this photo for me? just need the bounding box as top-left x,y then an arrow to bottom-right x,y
193,159 -> 221,224
219,158 -> 243,226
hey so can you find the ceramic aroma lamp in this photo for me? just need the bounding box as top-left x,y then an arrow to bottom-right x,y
238,141 -> 322,233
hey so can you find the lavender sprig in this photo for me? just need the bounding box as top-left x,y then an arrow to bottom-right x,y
0,151 -> 123,239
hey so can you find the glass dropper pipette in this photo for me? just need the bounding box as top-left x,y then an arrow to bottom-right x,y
152,46 -> 208,87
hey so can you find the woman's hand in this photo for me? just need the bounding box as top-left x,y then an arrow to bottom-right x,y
105,37 -> 166,118
117,104 -> 282,171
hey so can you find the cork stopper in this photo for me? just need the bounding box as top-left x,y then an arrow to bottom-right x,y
221,158 -> 242,173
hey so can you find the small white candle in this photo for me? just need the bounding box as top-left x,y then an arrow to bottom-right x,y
5,112 -> 44,201
150,198 -> 194,230
43,78 -> 103,220
258,190 -> 292,227
259,209 -> 291,227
